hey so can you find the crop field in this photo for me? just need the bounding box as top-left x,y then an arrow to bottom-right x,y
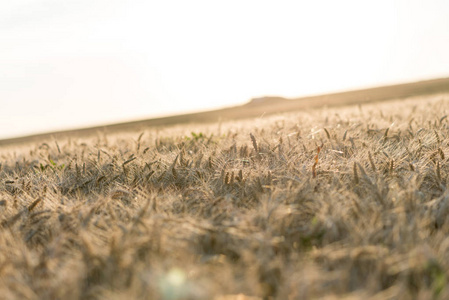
1,94 -> 449,299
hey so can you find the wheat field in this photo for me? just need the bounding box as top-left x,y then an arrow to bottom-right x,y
1,94 -> 449,299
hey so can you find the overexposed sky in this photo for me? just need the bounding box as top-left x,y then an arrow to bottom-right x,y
1,0 -> 449,139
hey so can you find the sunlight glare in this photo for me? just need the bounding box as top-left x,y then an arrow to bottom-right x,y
0,0 -> 448,139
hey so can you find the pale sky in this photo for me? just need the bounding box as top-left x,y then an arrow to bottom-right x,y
1,0 -> 449,139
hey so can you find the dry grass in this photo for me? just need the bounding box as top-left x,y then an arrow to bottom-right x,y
1,94 -> 449,299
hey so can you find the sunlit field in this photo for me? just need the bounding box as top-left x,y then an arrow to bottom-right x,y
1,94 -> 449,299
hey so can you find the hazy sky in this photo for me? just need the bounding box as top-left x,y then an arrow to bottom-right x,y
1,0 -> 449,139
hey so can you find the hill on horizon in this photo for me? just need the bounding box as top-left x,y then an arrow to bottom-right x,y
1,76 -> 449,146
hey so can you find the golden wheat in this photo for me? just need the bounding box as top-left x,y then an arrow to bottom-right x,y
0,94 -> 448,299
